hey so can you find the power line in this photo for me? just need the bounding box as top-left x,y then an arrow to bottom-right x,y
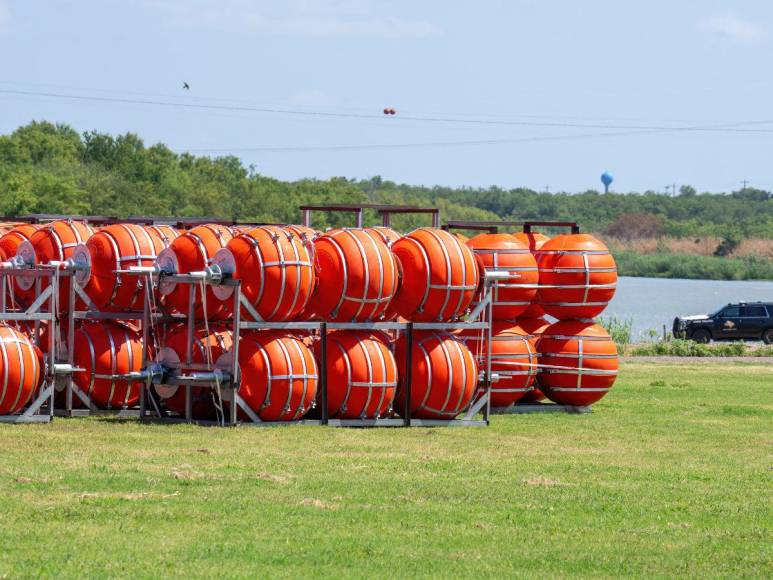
3,87 -> 773,134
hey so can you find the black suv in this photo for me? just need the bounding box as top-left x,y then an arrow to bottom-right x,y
673,302 -> 773,344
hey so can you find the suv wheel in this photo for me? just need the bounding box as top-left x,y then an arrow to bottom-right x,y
691,329 -> 711,344
763,329 -> 773,345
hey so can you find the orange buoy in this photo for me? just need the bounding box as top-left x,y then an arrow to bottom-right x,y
512,232 -> 550,317
536,234 -> 617,320
391,228 -> 479,322
467,233 -> 538,320
73,224 -> 168,311
365,226 -> 401,247
14,220 -> 95,310
457,322 -> 537,408
0,325 -> 44,414
394,331 -> 478,419
71,320 -> 144,409
305,228 -> 398,322
0,224 -> 40,261
315,330 -> 397,419
216,226 -> 315,321
285,224 -> 321,242
155,324 -> 233,419
158,224 -> 233,319
228,331 -> 318,421
145,224 -> 180,248
537,320 -> 618,406
516,317 -> 551,402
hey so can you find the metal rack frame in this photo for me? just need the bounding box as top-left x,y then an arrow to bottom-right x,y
300,203 -> 441,229
0,267 -> 74,423
130,265 -> 498,428
442,220 -> 580,234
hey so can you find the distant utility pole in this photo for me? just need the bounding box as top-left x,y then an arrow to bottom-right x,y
664,184 -> 677,196
544,185 -> 550,194
741,179 -> 749,191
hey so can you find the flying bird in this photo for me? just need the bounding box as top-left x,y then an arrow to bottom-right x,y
183,82 -> 190,90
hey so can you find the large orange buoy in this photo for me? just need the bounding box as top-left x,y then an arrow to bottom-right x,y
315,330 -> 397,419
457,322 -> 536,408
391,228 -> 479,322
305,228 -> 398,322
537,320 -> 618,406
0,224 -> 40,262
467,233 -> 538,320
155,324 -> 233,419
536,234 -> 617,320
512,232 -> 550,318
0,325 -> 44,414
14,220 -> 95,310
227,331 -> 317,421
145,224 -> 180,248
158,224 -> 233,319
216,226 -> 315,321
516,317 -> 551,402
73,224 -> 168,311
285,224 -> 321,242
71,320 -> 144,409
365,226 -> 401,247
394,331 -> 477,419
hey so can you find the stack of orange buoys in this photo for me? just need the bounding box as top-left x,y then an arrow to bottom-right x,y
534,233 -> 619,407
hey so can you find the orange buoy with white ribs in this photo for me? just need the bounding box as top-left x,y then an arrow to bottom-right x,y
394,331 -> 478,419
536,234 -> 617,320
13,220 -> 95,310
0,224 -> 40,262
73,224 -> 168,311
0,325 -> 44,414
390,228 -> 479,322
214,225 -> 315,321
316,330 -> 397,419
157,224 -> 233,319
224,331 -> 318,421
305,228 -> 398,322
516,317 -> 551,402
365,226 -> 401,247
457,322 -> 537,408
512,231 -> 550,318
154,324 -> 233,419
145,224 -> 180,248
71,320 -> 144,409
537,320 -> 618,406
467,233 -> 538,320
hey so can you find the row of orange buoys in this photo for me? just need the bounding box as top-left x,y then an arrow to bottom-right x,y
0,217 -> 619,420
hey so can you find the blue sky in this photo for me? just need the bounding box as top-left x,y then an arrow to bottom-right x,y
1,0 -> 772,192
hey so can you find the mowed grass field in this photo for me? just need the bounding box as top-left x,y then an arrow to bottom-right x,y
1,361 -> 771,578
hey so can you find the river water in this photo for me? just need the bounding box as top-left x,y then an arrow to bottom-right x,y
603,277 -> 773,341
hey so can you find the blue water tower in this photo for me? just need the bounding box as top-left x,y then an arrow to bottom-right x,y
601,171 -> 613,193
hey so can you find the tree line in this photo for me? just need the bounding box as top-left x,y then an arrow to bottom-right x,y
1,121 -> 772,239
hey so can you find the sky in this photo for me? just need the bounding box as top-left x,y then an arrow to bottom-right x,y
1,0 -> 773,192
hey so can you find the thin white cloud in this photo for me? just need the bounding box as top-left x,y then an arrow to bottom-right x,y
145,0 -> 441,39
0,1 -> 10,35
700,13 -> 767,45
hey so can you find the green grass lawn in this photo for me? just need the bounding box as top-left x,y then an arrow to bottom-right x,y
1,361 -> 771,578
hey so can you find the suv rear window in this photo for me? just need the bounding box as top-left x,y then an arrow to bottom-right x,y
743,305 -> 768,317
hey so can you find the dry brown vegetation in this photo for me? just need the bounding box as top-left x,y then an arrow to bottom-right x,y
603,236 -> 773,259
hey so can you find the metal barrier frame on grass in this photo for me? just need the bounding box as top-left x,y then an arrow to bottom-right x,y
130,266 -> 498,428
0,267 -> 73,423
